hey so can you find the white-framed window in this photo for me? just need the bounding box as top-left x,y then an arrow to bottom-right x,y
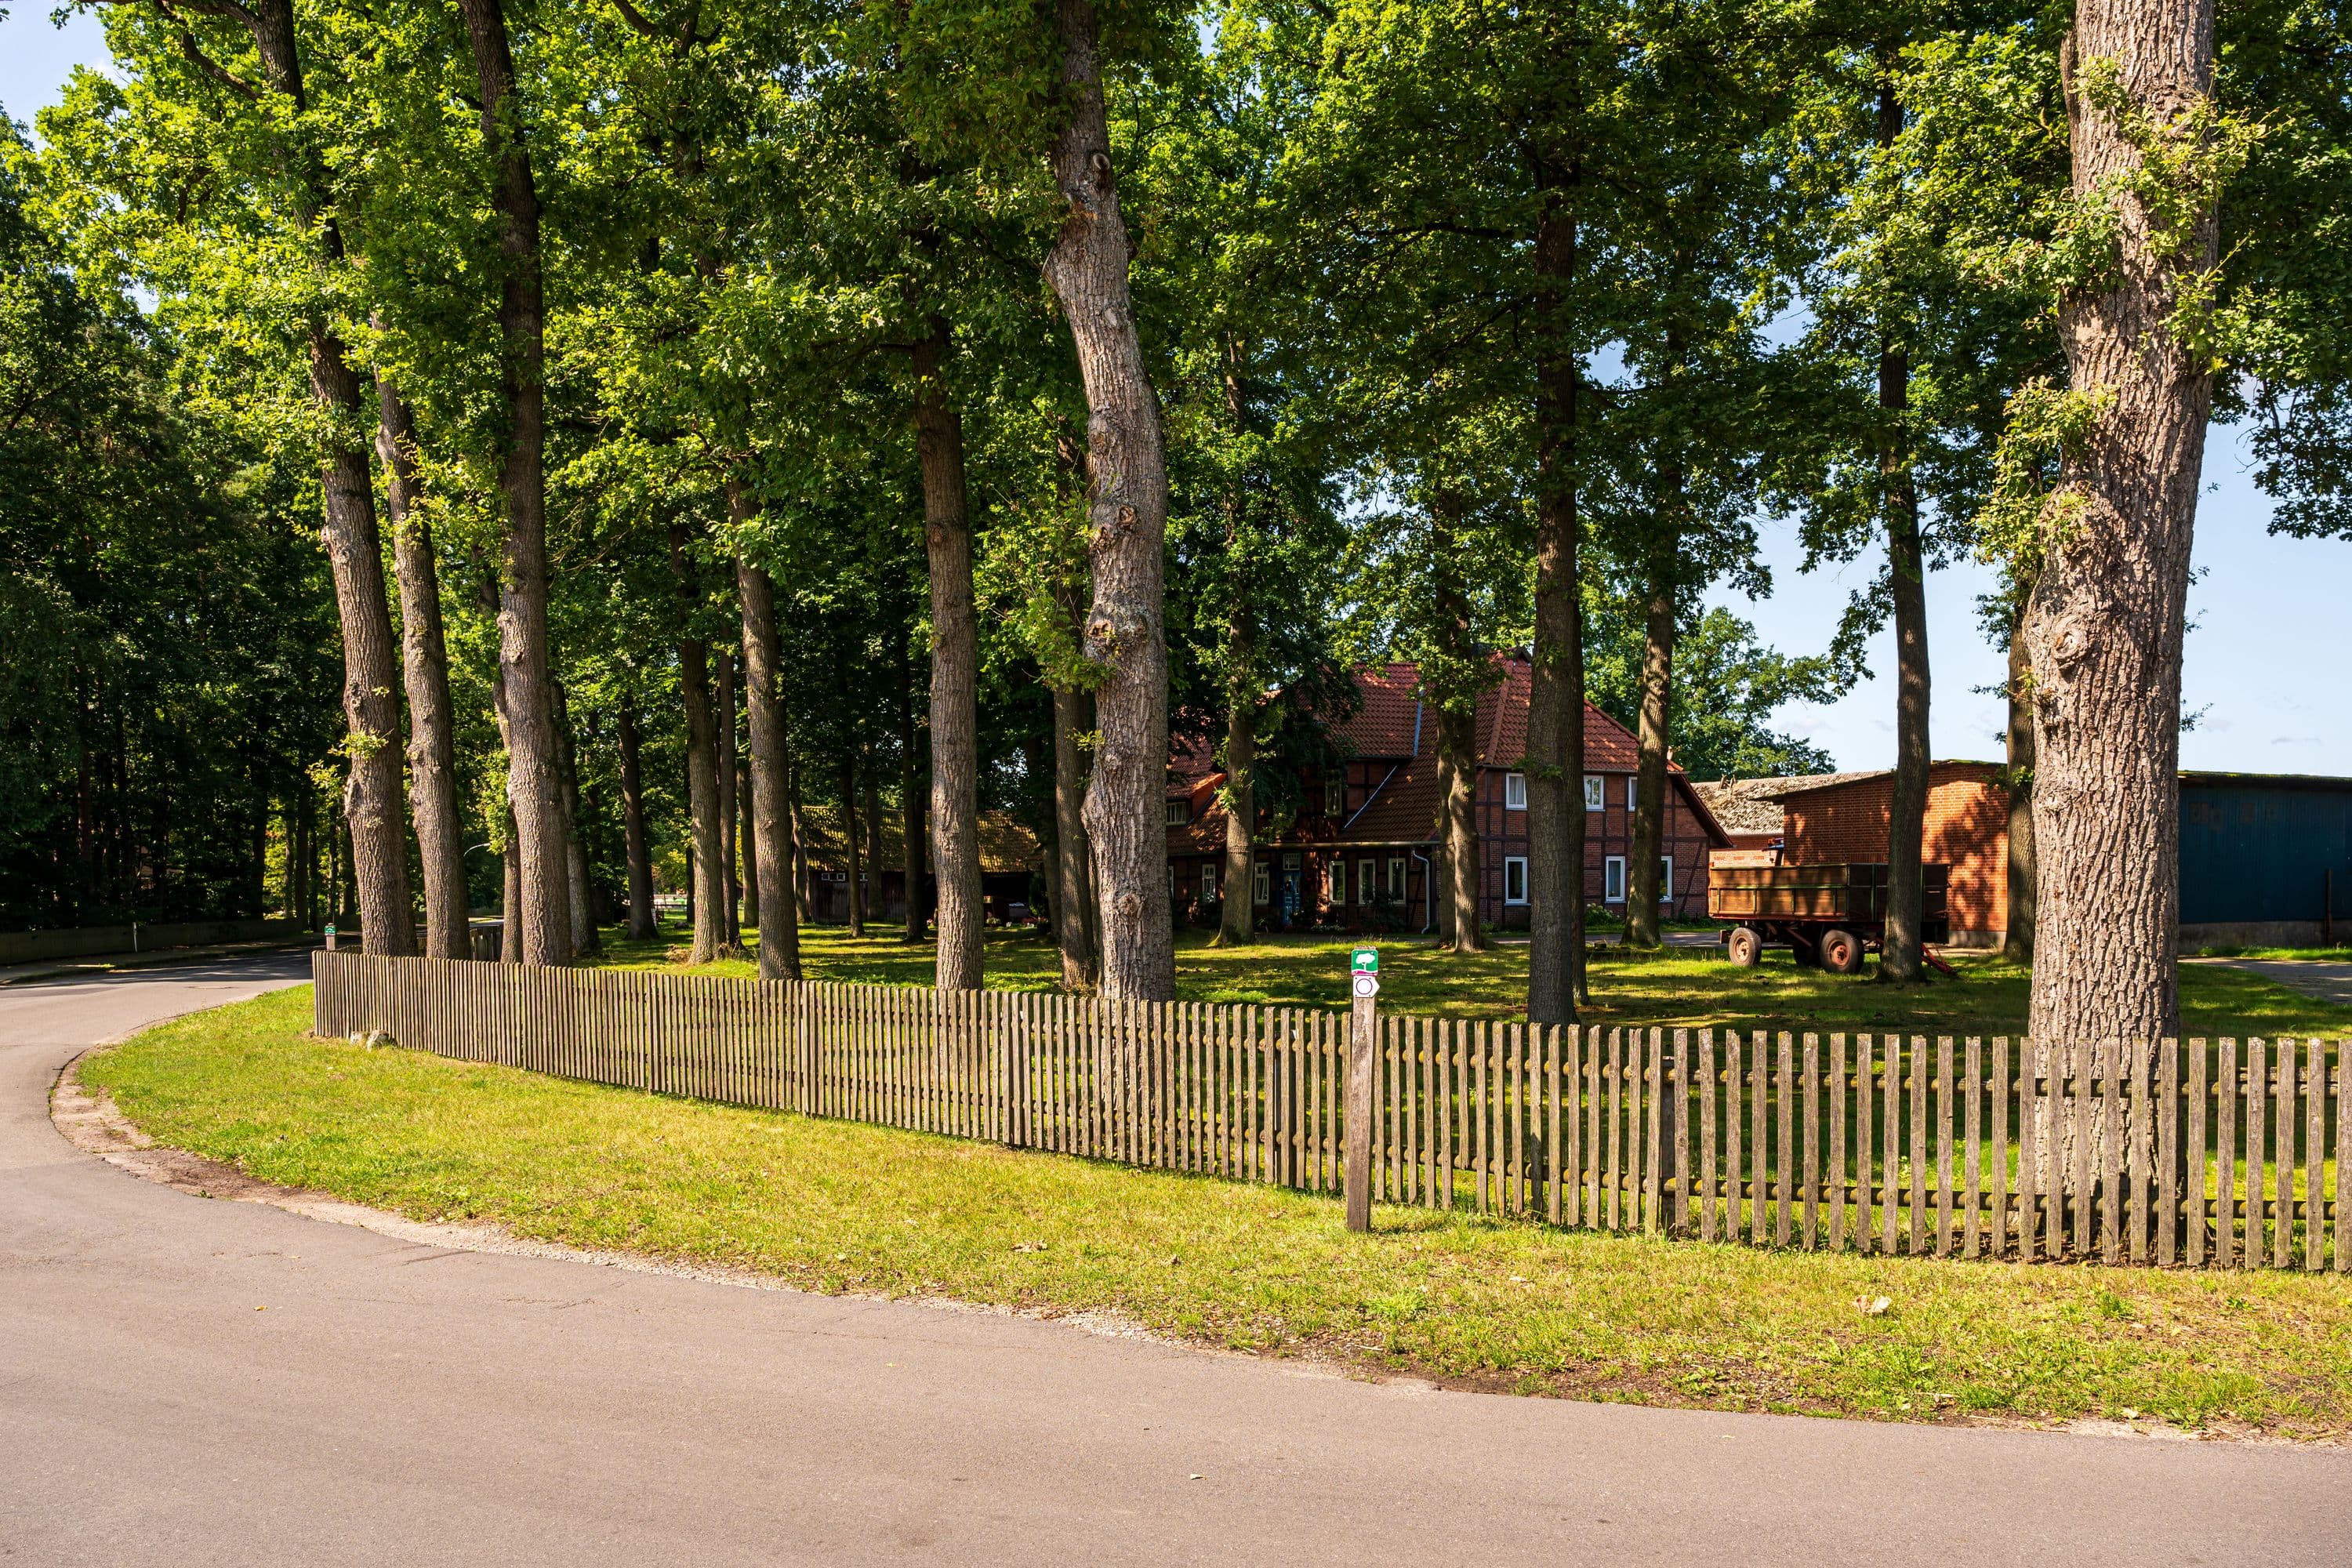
1604,855 -> 1627,902
1387,856 -> 1406,898
1627,775 -> 1639,810
1504,771 -> 1527,810
1201,862 -> 1218,904
1253,862 -> 1271,904
1325,775 -> 1345,815
1504,855 -> 1530,905
1659,855 -> 1675,902
1165,797 -> 1190,826
1328,858 -> 1347,903
1356,857 -> 1375,904
1583,775 -> 1604,811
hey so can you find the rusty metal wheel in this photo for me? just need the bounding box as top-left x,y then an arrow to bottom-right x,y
1726,927 -> 1762,967
1820,927 -> 1863,975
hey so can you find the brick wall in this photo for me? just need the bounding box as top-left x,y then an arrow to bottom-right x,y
1479,768 -> 1719,926
1780,763 -> 2009,935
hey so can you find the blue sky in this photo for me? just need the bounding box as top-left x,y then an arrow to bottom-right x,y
11,7 -> 2346,777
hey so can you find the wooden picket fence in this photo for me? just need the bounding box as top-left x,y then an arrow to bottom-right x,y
312,951 -> 2350,1272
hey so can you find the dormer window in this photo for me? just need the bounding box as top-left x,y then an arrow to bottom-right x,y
1324,775 -> 1345,815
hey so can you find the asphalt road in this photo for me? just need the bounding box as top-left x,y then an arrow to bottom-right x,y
5,956 -> 2349,1566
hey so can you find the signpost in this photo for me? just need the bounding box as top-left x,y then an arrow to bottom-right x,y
1345,946 -> 1379,1232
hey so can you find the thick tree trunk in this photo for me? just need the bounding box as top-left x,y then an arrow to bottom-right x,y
1525,194 -> 1584,1022
215,3 -> 411,956
1045,0 -> 1174,1001
376,379 -> 466,960
1627,575 -> 1675,949
736,542 -> 802,981
913,326 -> 983,987
715,649 -> 740,949
1052,684 -> 1099,989
2002,630 -> 2038,961
2025,5 -> 2215,1046
1882,339 -> 1931,985
618,699 -> 658,939
672,527 -> 726,965
459,0 -> 567,965
1430,760 -> 1457,947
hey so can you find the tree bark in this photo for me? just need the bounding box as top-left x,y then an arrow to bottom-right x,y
458,0 -> 568,965
552,679 -> 596,957
1430,760 -> 1457,947
1627,573 -> 1675,949
715,648 -> 740,949
898,630 -> 927,944
2002,627 -> 2038,961
1052,684 -> 1099,989
1879,112 -> 1931,988
499,808 -> 521,964
1045,0 -> 1174,1001
376,379 -> 467,960
843,755 -> 866,938
1214,637 -> 1255,949
670,524 -> 725,965
1438,705 -> 1483,951
2025,3 -> 2216,1046
1524,183 -> 1585,1022
736,538 -> 802,981
912,325 -> 983,988
618,699 -> 658,940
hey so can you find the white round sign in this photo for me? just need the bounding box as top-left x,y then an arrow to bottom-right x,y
1352,972 -> 1379,999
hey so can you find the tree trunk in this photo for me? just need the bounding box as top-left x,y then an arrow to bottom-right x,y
207,2 -> 410,956
500,808 -> 521,964
672,528 -> 725,965
788,751 -> 812,924
2024,5 -> 2216,1046
843,756 -> 866,938
552,679 -> 596,957
1052,684 -> 1099,989
376,379 -> 467,960
1438,705 -> 1483,951
1214,651 -> 1255,949
913,325 -> 983,987
618,699 -> 658,940
458,0 -> 567,966
1524,188 -> 1584,1022
715,648 -> 740,949
736,540 -> 802,981
1881,277 -> 1931,985
1627,574 -> 1675,949
2002,629 -> 2037,961
1045,0 -> 1174,1002
898,630 -> 927,944
1430,759 -> 1457,947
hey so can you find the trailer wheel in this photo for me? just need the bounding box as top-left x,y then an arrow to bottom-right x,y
1820,927 -> 1863,975
1726,927 -> 1762,967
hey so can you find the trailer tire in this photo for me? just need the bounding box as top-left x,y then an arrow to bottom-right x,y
1820,927 -> 1863,975
1726,927 -> 1762,967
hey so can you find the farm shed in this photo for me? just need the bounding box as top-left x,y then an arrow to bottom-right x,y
2179,772 -> 2352,947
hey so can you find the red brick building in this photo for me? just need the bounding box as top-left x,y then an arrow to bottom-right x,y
1166,657 -> 1731,932
1755,763 -> 2011,944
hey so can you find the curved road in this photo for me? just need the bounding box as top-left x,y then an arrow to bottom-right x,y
4,956 -> 2347,1565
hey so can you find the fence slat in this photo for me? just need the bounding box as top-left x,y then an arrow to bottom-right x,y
2276,1038 -> 2297,1271
1751,1031 -> 1769,1247
1801,1033 -> 1820,1250
2101,1040 -> 2124,1266
2158,1037 -> 2180,1267
2304,1039 -> 2324,1272
2248,1039 -> 2269,1269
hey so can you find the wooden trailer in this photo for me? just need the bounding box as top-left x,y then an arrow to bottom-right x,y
1708,853 -> 1951,974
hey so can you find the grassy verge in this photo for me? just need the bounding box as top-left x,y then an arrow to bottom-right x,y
80,988 -> 2352,1437
593,922 -> 2352,1036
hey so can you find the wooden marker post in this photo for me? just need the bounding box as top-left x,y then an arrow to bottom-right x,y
1346,946 -> 1379,1232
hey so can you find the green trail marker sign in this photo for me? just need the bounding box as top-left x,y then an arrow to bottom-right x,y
1350,946 -> 1378,999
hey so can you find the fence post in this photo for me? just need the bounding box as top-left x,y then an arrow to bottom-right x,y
1345,948 -> 1381,1232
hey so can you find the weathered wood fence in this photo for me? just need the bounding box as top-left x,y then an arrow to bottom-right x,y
313,951 -> 2349,1272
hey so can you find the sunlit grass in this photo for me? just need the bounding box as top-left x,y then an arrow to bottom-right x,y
81,987 -> 2352,1436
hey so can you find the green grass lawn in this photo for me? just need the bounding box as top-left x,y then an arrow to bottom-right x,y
79,988 -> 2352,1437
592,920 -> 2352,1037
